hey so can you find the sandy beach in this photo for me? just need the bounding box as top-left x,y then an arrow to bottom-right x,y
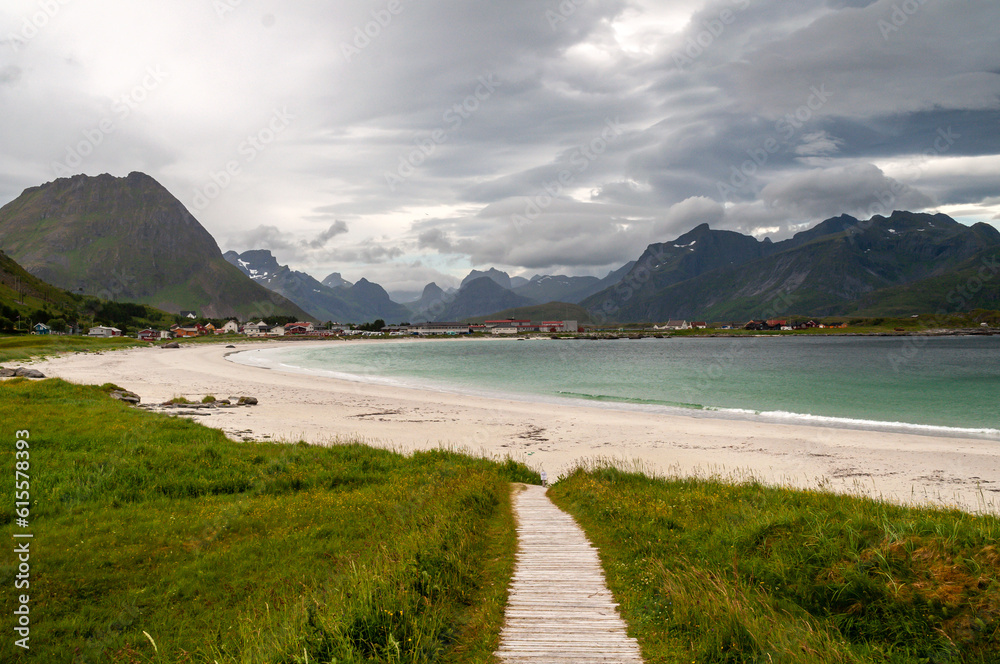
29,340 -> 1000,514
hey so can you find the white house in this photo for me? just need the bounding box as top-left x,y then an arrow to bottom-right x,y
220,320 -> 240,334
244,321 -> 270,336
409,322 -> 470,335
653,320 -> 690,330
88,326 -> 123,338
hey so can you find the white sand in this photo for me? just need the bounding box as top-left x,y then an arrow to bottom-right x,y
29,340 -> 1000,514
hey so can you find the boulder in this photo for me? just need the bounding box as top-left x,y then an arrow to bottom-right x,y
14,368 -> 45,379
110,390 -> 141,405
162,342 -> 180,349
0,367 -> 16,377
225,345 -> 236,349
237,396 -> 258,406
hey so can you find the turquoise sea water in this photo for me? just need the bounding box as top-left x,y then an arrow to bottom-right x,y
228,336 -> 1000,439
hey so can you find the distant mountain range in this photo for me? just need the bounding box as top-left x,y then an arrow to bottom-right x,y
2,172 -> 997,325
578,212 -> 1000,322
0,173 -> 309,319
224,249 -> 410,323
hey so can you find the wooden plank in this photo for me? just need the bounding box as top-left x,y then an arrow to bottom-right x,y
495,484 -> 644,663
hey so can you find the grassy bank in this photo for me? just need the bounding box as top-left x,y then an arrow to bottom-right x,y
0,335 -> 147,364
0,378 -> 538,663
550,466 -> 1000,663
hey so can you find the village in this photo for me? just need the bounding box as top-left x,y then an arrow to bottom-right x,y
24,318 -> 586,340
20,316 -> 854,340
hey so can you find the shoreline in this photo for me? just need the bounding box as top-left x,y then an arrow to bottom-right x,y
29,340 -> 1000,514
227,341 -> 1000,442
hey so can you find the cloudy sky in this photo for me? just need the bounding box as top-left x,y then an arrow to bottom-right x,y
2,0 -> 999,297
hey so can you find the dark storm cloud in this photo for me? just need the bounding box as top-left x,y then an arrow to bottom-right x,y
0,0 -> 998,289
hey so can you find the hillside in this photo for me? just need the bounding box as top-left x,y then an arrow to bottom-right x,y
431,277 -> 534,321
850,247 -> 1000,316
581,212 -> 1000,322
0,173 -> 309,319
464,301 -> 593,325
225,249 -> 411,323
0,249 -> 182,333
0,249 -> 80,315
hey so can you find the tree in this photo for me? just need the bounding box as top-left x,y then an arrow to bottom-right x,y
48,317 -> 68,332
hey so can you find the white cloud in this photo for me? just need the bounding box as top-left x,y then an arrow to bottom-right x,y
0,0 -> 997,285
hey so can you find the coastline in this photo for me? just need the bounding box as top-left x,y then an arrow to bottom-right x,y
30,340 -> 1000,514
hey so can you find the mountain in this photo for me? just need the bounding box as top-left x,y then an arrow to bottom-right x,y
0,249 -> 189,333
463,301 -> 593,324
461,268 -> 511,290
850,246 -> 1000,316
0,172 -> 309,319
512,263 -> 635,304
580,211 -> 1000,322
346,278 -> 412,323
1,248 -> 80,316
322,272 -> 352,289
224,249 -> 411,323
430,277 -> 534,321
510,275 -> 530,288
407,282 -> 451,320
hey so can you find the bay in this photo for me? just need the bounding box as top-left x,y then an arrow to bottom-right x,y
229,335 -> 1000,439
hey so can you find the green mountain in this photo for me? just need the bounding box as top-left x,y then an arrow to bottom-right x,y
463,301 -> 593,325
0,172 -> 309,320
431,277 -> 535,321
1,249 -> 184,333
580,212 -> 1000,322
224,249 -> 412,323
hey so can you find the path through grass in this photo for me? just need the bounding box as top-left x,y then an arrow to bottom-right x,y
550,465 -> 1000,663
0,378 -> 538,663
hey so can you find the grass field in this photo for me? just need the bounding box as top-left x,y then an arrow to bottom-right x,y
550,465 -> 1000,663
0,335 -> 146,364
0,378 -> 538,663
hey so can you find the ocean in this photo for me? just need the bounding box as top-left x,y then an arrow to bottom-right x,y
228,335 -> 1000,439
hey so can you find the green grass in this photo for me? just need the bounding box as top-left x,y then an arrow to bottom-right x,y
0,335 -> 146,363
0,378 -> 539,663
550,465 -> 1000,663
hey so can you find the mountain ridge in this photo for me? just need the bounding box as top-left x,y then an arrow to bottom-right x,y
0,172 -> 309,319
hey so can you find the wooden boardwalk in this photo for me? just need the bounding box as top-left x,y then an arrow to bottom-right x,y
495,484 -> 644,664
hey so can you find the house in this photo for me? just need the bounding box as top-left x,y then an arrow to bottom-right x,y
180,311 -> 197,319
691,321 -> 708,329
244,321 -> 270,336
766,319 -> 787,329
491,325 -> 520,335
540,320 -> 579,333
173,327 -> 201,338
159,330 -> 174,340
654,320 -> 690,330
32,322 -> 51,335
284,322 -> 311,335
88,326 -> 122,338
409,322 -> 471,335
137,328 -> 159,342
220,320 -> 240,334
204,323 -> 216,334
484,319 -> 530,329
269,325 -> 286,336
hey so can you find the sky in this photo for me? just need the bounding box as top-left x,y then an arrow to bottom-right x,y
1,0 -> 999,298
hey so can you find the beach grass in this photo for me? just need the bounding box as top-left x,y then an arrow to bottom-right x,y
0,377 -> 538,663
0,335 -> 147,363
549,464 -> 1000,663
